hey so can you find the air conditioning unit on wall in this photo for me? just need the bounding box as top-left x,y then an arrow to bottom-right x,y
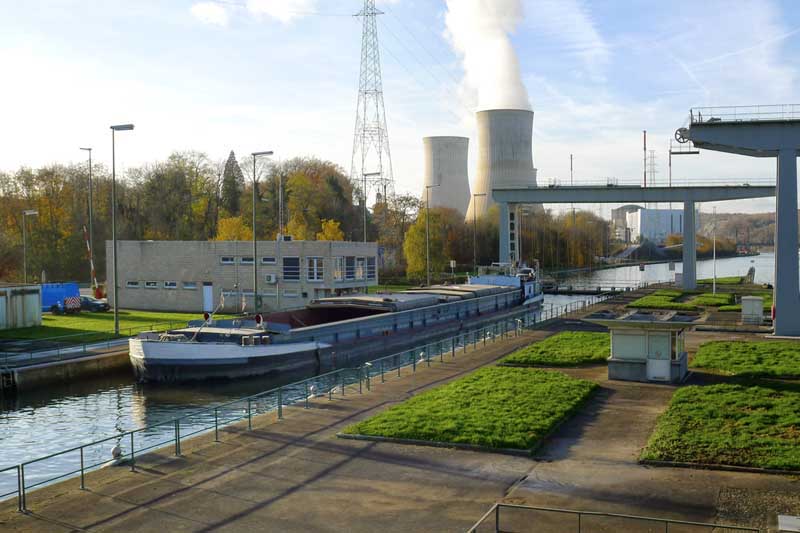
265,274 -> 277,284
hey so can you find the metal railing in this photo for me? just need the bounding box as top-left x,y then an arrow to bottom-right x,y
0,294 -> 615,512
467,503 -> 761,533
539,176 -> 775,188
690,104 -> 800,124
0,320 -> 198,368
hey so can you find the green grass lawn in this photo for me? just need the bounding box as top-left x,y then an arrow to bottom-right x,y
501,331 -> 610,366
0,310 -> 234,343
641,383 -> 800,470
687,292 -> 736,307
343,367 -> 597,451
698,275 -> 745,285
628,289 -> 698,311
719,292 -> 772,312
690,340 -> 800,378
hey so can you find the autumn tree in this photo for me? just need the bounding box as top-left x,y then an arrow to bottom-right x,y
317,219 -> 345,241
215,216 -> 252,240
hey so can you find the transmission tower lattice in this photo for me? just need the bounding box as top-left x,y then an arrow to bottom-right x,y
350,0 -> 394,204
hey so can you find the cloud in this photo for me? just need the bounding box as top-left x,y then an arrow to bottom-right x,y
246,0 -> 317,24
190,2 -> 229,27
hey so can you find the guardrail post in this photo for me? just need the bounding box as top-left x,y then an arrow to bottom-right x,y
463,333 -> 467,353
366,368 -> 371,391
341,372 -> 345,396
380,360 -> 385,383
578,512 -> 581,532
130,432 -> 136,472
278,388 -> 283,419
214,408 -> 219,442
305,382 -> 310,409
495,504 -> 500,533
247,399 -> 253,430
451,338 -> 455,358
358,369 -> 363,393
426,346 -> 431,367
439,342 -> 444,363
18,465 -> 25,513
79,447 -> 85,489
412,353 -> 416,372
174,420 -> 181,456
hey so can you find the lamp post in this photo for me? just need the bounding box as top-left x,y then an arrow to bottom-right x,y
472,193 -> 486,274
80,147 -> 94,286
251,151 -> 274,314
712,206 -> 717,294
425,184 -> 440,287
22,210 -> 38,284
110,123 -> 134,335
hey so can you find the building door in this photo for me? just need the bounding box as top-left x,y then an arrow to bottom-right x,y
203,282 -> 214,312
646,332 -> 671,381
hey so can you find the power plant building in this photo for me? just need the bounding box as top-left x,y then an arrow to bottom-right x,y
421,136 -> 470,216
626,208 -> 686,244
465,109 -> 538,221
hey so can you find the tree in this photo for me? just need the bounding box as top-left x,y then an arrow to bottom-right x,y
220,150 -> 244,216
402,207 -> 467,280
316,219 -> 345,241
215,216 -> 252,240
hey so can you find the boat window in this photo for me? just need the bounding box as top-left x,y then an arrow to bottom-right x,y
345,256 -> 356,280
366,257 -> 377,280
333,257 -> 344,281
126,281 -> 140,288
307,257 -> 324,281
220,256 -> 235,265
182,281 -> 197,290
164,281 -> 178,289
283,257 -> 301,281
240,257 -> 254,265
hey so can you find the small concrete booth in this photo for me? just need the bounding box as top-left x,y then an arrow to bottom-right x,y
0,283 -> 42,330
585,310 -> 700,383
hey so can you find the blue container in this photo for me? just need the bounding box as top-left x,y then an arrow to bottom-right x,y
41,282 -> 81,312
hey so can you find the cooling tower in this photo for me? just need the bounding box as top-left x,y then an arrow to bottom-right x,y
421,136 -> 470,216
465,109 -> 537,221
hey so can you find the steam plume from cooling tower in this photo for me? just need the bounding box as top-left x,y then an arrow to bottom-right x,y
445,0 -> 531,111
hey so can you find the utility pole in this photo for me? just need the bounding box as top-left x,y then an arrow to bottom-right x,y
643,130 -> 647,188
251,151 -> 273,314
80,147 -> 94,287
712,206 -> 717,294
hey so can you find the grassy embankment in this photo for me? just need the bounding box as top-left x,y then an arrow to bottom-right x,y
628,289 -> 739,311
501,331 -> 610,366
643,339 -> 800,471
697,275 -> 746,285
343,367 -> 597,452
0,310 -> 235,344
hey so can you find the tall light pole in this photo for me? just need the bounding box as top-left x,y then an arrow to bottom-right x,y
425,184 -> 440,286
80,147 -> 94,286
712,206 -> 717,294
22,210 -> 38,284
252,151 -> 274,314
472,192 -> 486,274
110,124 -> 134,335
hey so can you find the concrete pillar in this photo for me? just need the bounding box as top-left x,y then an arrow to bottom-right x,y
774,149 -> 800,336
682,200 -> 696,290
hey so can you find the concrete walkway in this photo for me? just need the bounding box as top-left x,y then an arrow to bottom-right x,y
0,328 -> 552,532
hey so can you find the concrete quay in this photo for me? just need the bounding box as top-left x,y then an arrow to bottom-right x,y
1,313 -> 797,532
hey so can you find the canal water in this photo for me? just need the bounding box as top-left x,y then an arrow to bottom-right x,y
0,254 -> 769,498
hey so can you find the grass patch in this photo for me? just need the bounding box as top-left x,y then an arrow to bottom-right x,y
641,383 -> 800,470
502,331 -> 610,366
688,292 -> 735,307
690,340 -> 800,378
719,292 -> 772,312
343,367 -> 597,451
698,275 -> 744,285
0,310 -> 234,343
628,289 -> 698,311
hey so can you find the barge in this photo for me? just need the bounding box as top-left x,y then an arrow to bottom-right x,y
129,266 -> 543,382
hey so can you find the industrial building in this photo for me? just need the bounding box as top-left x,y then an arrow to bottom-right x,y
465,109 -> 538,222
610,204 -> 642,241
626,208 -> 686,244
107,240 -> 379,313
0,283 -> 41,330
421,136 -> 470,215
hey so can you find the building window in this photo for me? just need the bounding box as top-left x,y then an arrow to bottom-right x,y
261,256 -> 276,265
307,257 -> 324,281
283,257 -> 300,281
182,282 -> 197,290
126,281 -> 140,288
333,257 -> 344,281
240,256 -> 254,265
145,281 -> 159,289
356,257 -> 366,280
345,256 -> 356,280
366,257 -> 377,280
220,256 -> 235,265
283,290 -> 299,298
164,281 -> 178,289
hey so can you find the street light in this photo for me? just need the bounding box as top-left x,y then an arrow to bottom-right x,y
425,183 -> 440,287
110,123 -> 134,335
471,193 -> 487,274
22,210 -> 38,284
80,147 -> 94,288
712,206 -> 717,294
252,150 -> 273,313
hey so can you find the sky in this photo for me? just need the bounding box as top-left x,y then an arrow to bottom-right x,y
2,0 -> 799,215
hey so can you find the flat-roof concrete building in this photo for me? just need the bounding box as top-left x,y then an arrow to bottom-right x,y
107,240 -> 379,314
0,283 -> 41,330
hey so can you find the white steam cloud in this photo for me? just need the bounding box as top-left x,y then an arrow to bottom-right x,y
445,0 -> 531,111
